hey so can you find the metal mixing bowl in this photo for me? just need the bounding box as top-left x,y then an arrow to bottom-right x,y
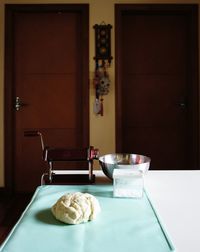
99,153 -> 151,180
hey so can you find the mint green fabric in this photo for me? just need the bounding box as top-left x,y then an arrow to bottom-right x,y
0,185 -> 175,252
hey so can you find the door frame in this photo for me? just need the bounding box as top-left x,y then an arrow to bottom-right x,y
4,4 -> 89,193
115,4 -> 199,168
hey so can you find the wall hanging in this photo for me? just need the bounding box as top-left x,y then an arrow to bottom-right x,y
93,22 -> 112,116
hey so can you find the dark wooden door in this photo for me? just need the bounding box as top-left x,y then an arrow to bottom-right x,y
115,5 -> 199,170
5,5 -> 89,193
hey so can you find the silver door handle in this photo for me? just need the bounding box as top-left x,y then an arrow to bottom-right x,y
15,97 -> 23,111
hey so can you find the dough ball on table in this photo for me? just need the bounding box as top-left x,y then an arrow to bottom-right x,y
51,192 -> 101,225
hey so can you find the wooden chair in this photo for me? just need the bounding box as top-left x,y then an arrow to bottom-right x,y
24,131 -> 98,185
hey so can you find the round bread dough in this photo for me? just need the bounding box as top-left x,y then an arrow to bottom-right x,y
51,192 -> 101,225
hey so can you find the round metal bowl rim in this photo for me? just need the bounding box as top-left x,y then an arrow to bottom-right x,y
98,153 -> 151,164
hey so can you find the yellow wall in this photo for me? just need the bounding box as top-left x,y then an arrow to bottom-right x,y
0,0 -> 199,186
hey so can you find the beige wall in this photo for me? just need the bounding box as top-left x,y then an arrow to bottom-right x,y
0,0 -> 199,186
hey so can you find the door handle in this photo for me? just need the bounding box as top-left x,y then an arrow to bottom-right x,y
179,102 -> 186,108
15,96 -> 23,111
178,97 -> 187,110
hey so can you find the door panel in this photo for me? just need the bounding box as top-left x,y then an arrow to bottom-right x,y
20,75 -> 79,128
5,5 -> 89,193
115,5 -> 199,170
122,15 -> 188,74
15,13 -> 78,74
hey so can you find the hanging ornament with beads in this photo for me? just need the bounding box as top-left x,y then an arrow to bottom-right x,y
93,22 -> 112,116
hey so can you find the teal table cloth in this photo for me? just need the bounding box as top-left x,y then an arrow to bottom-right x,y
0,185 -> 175,252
